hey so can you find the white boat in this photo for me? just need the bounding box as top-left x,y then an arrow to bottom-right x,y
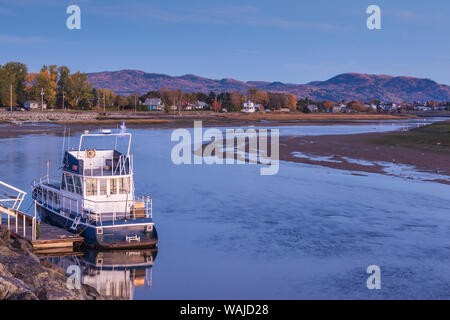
31,126 -> 158,249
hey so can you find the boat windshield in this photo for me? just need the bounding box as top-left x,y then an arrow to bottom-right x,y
77,131 -> 131,157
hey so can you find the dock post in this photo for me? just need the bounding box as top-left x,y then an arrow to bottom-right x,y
23,214 -> 26,237
33,200 -> 37,241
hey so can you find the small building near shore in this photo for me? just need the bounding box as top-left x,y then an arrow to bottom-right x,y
144,98 -> 164,111
307,104 -> 318,113
242,101 -> 256,113
194,101 -> 208,110
24,100 -> 46,110
331,105 -> 347,113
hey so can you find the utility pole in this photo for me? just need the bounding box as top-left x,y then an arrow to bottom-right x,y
40,88 -> 44,111
62,91 -> 65,111
10,84 -> 12,112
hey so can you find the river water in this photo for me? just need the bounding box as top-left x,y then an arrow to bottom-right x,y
0,118 -> 449,299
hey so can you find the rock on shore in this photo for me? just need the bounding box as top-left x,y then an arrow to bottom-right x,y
0,229 -> 102,300
0,110 -> 98,123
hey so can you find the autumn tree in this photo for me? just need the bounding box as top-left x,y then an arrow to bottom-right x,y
287,94 -> 297,112
268,93 -> 287,110
255,90 -> 269,106
346,101 -> 366,112
212,100 -> 222,112
25,65 -> 58,108
230,91 -> 244,108
323,101 -> 335,112
97,88 -> 116,108
66,71 -> 93,109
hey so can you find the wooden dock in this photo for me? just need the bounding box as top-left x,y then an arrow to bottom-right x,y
1,218 -> 83,251
0,180 -> 83,252
0,181 -> 84,254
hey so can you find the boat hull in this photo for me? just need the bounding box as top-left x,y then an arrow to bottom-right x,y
37,204 -> 158,249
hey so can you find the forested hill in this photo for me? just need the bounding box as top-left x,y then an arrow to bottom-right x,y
86,70 -> 450,103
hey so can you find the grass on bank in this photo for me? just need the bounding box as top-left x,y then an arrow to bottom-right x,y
370,121 -> 450,153
217,113 -> 416,121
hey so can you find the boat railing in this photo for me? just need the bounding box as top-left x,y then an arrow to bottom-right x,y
31,174 -> 60,189
81,196 -> 152,223
82,154 -> 133,177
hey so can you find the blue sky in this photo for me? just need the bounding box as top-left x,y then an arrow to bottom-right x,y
0,0 -> 449,84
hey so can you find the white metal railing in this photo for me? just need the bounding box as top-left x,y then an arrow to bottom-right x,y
0,180 -> 38,241
0,180 -> 26,210
31,174 -> 60,189
82,154 -> 133,177
81,195 -> 152,222
32,176 -> 152,224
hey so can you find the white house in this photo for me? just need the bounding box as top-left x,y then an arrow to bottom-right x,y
24,101 -> 46,110
331,104 -> 347,113
194,101 -> 208,110
414,106 -> 432,112
242,101 -> 256,113
307,104 -> 318,113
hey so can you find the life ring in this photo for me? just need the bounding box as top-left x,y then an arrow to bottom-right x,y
86,149 -> 96,158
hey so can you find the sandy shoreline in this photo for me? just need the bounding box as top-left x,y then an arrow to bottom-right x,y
280,131 -> 450,184
0,111 -> 421,139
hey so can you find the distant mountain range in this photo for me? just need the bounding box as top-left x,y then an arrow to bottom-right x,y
86,70 -> 450,103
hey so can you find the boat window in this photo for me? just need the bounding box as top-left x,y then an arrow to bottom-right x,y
48,191 -> 53,204
119,177 -> 130,194
66,174 -> 75,193
74,176 -> 82,195
55,194 -> 60,207
43,189 -> 47,202
85,178 -> 97,196
110,178 -> 117,194
99,179 -> 107,195
36,188 -> 42,199
61,174 -> 66,190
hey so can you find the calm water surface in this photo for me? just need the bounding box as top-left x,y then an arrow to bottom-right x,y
0,120 -> 449,299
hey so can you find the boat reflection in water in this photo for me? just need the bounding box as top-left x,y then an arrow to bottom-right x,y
46,248 -> 157,300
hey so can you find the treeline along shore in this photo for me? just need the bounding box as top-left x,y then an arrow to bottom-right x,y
1,61 -> 449,114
